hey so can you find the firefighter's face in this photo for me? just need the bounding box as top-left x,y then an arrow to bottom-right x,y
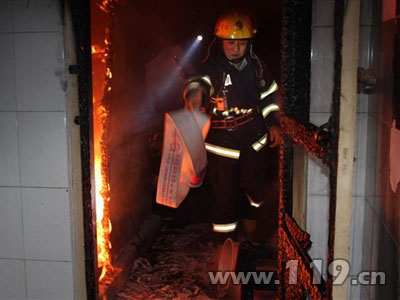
222,39 -> 248,60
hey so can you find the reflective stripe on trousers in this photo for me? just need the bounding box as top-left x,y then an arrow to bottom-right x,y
246,193 -> 264,208
212,222 -> 238,233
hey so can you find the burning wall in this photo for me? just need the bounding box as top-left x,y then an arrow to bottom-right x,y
91,0 -> 182,285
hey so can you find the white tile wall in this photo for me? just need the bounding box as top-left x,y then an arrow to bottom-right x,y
0,1 -> 75,299
367,93 -> 379,115
365,116 -> 378,197
357,94 -> 370,114
309,112 -> 331,127
25,260 -> 73,300
361,198 -> 374,271
354,114 -> 368,196
359,26 -> 374,68
360,0 -> 381,26
368,196 -> 382,224
14,33 -> 66,111
0,188 -> 24,259
307,195 -> 330,270
370,213 -> 381,273
360,285 -> 370,300
0,1 -> 13,33
0,259 -> 26,300
310,27 -> 334,113
312,0 -> 335,27
349,196 -> 365,276
0,112 -> 20,186
358,17 -> 380,115
308,0 -> 335,276
307,113 -> 331,196
12,0 -> 62,33
348,281 -> 361,300
22,188 -> 72,261
307,156 -> 329,196
18,112 -> 68,187
0,34 -> 16,111
368,215 -> 399,298
307,1 -> 399,299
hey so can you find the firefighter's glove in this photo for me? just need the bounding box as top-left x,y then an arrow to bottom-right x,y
184,89 -> 203,112
188,166 -> 207,188
269,126 -> 282,148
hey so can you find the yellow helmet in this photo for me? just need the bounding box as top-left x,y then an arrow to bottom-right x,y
214,9 -> 257,39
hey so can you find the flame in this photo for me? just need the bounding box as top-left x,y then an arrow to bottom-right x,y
92,45 -> 106,55
93,98 -> 113,281
106,68 -> 112,79
92,45 -> 113,281
92,0 -> 120,284
95,156 -> 112,281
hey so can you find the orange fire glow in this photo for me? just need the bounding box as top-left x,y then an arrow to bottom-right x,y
95,159 -> 112,280
92,43 -> 113,281
92,0 -> 121,284
94,129 -> 112,281
92,45 -> 105,55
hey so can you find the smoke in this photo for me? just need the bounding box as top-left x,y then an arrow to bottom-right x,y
109,3 -> 204,137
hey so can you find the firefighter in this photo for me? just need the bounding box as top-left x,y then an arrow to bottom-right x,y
183,9 -> 281,240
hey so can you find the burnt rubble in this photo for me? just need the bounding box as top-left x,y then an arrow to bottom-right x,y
116,223 -> 217,300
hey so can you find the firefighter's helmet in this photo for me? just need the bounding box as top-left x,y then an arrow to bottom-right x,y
215,9 -> 256,40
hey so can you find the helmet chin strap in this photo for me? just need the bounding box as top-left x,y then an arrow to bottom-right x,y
227,56 -> 246,64
227,56 -> 248,71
